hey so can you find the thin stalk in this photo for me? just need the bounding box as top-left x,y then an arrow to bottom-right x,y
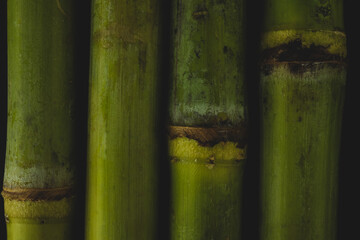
260,0 -> 346,239
2,0 -> 76,239
169,0 -> 247,239
85,0 -> 160,239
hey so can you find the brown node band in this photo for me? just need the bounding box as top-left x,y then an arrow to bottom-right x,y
1,187 -> 74,201
169,126 -> 246,147
261,39 -> 346,63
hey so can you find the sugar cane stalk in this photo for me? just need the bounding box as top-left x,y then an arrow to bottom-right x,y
2,0 -> 76,239
85,0 -> 160,239
169,0 -> 247,239
260,0 -> 346,239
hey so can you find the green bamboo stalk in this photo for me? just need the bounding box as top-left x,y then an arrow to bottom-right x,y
2,0 -> 76,239
169,0 -> 246,239
85,0 -> 160,239
260,0 -> 346,239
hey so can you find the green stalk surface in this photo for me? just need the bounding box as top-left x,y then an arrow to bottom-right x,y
260,1 -> 346,239
169,0 -> 246,239
3,0 -> 76,239
85,0 -> 160,239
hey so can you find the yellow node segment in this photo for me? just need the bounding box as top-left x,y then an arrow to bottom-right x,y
262,30 -> 346,58
169,137 -> 246,161
4,198 -> 74,219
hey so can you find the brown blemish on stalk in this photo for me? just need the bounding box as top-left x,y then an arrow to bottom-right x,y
192,9 -> 208,20
194,49 -> 201,58
168,126 -> 246,147
206,156 -> 215,169
314,1 -> 332,21
316,5 -> 331,18
171,157 -> 179,163
2,186 -> 74,201
261,39 -> 344,64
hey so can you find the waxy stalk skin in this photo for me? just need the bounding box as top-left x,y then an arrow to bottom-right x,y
85,0 -> 160,239
260,0 -> 346,239
3,0 -> 76,239
169,0 -> 247,239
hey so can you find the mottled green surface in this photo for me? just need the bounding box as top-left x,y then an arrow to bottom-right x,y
264,0 -> 344,31
4,0 -> 75,239
170,0 -> 246,127
5,0 -> 76,189
170,0 -> 246,239
261,1 -> 346,239
4,198 -> 74,219
260,64 -> 346,240
86,0 -> 160,239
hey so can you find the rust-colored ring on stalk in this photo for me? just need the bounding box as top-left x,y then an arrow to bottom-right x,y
260,38 -> 347,64
1,186 -> 74,201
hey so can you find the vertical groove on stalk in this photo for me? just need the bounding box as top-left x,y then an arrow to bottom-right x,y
169,0 -> 247,239
260,1 -> 346,239
85,0 -> 160,239
3,0 -> 76,239
0,0 -> 8,236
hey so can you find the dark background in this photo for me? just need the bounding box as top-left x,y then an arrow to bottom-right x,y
0,0 -> 358,239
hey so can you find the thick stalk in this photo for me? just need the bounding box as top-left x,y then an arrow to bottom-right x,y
260,0 -> 346,239
85,0 -> 160,239
3,0 -> 76,239
169,0 -> 246,239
